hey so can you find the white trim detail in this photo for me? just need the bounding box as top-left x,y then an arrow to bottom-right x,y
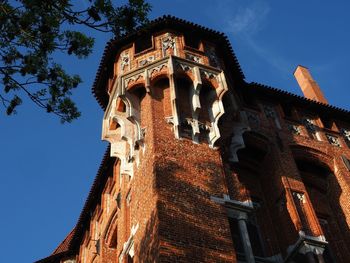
119,223 -> 139,263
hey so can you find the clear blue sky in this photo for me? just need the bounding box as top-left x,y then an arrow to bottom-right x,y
1,1 -> 349,262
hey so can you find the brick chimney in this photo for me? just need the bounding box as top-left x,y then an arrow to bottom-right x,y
294,65 -> 328,104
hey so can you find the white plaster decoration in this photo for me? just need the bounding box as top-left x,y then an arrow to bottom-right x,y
119,223 -> 139,263
326,134 -> 341,147
303,117 -> 322,141
303,118 -> 317,133
176,61 -> 193,72
102,77 -> 146,180
140,127 -> 146,140
126,190 -> 131,205
229,123 -> 250,162
185,52 -> 201,63
200,69 -> 216,79
198,120 -> 211,131
288,124 -> 301,135
165,116 -> 174,124
120,52 -> 130,73
161,34 -> 177,57
148,62 -> 168,78
285,232 -> 327,263
293,192 -> 306,204
138,55 -> 155,67
107,56 -> 231,156
211,195 -> 254,210
185,118 -> 200,139
298,242 -> 326,256
297,232 -> 327,255
124,72 -> 144,88
207,71 -> 229,147
341,128 -> 350,142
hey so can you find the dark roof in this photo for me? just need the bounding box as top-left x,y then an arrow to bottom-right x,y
52,227 -> 76,255
246,82 -> 350,121
35,251 -> 74,263
92,15 -> 246,109
35,146 -> 115,263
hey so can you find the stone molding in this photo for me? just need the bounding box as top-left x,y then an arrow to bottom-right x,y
102,55 -> 232,173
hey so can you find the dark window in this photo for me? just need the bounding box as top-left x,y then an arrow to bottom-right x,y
228,216 -> 266,258
95,238 -> 100,255
323,246 -> 336,263
228,217 -> 244,254
242,92 -> 258,110
184,33 -> 201,49
318,218 -> 337,263
180,120 -> 192,139
247,220 -> 265,257
135,35 -> 152,54
109,226 -> 118,248
320,115 -> 334,129
281,103 -> 295,119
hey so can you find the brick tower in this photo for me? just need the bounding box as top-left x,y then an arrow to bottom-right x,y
36,16 -> 350,263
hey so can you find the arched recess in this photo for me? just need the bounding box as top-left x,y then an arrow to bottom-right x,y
291,145 -> 350,262
198,84 -> 216,142
175,76 -> 193,138
127,84 -> 147,136
103,207 -> 119,248
228,131 -> 279,258
151,75 -> 173,119
121,84 -> 147,167
235,131 -> 270,169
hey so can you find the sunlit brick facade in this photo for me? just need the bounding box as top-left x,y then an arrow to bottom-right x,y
36,16 -> 350,263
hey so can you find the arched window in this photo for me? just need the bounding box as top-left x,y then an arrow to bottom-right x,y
226,132 -> 274,260
295,159 -> 342,262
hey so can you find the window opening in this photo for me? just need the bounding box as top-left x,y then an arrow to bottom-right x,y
184,33 -> 201,49
228,217 -> 244,254
281,103 -> 296,120
134,35 -> 152,54
320,115 -> 334,130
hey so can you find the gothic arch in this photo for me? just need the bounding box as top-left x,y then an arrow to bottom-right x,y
103,207 -> 119,248
290,144 -> 333,167
235,131 -> 270,169
291,144 -> 350,262
175,67 -> 195,82
149,72 -> 169,86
